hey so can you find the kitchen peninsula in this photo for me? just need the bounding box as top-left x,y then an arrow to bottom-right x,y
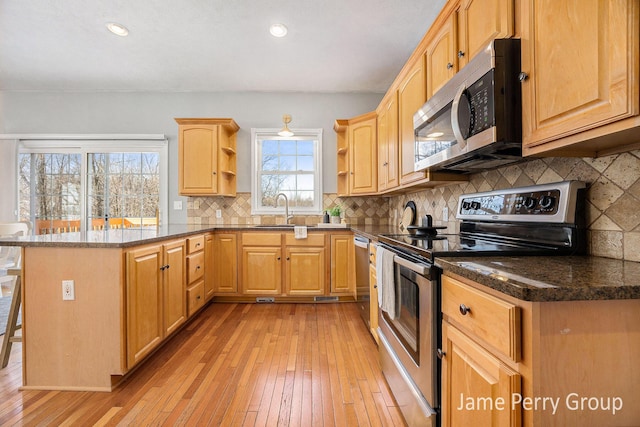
2,225 -> 357,391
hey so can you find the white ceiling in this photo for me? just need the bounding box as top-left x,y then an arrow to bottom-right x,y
0,0 -> 447,93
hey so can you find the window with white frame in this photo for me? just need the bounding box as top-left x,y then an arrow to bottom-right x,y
251,129 -> 323,215
18,137 -> 168,234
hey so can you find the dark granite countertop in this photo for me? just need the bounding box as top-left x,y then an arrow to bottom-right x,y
436,256 -> 640,302
0,223 -> 355,248
351,224 -> 401,241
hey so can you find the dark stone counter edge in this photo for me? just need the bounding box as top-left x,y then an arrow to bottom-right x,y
435,257 -> 640,302
0,225 -> 357,249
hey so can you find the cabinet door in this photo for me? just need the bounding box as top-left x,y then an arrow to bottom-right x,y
426,12 -> 457,99
204,234 -> 215,299
242,247 -> 282,295
178,124 -> 218,195
441,321 -> 521,427
368,263 -> 378,342
285,247 -> 325,296
330,234 -> 354,294
349,115 -> 378,194
163,240 -> 186,336
214,233 -> 238,294
126,245 -> 163,369
521,0 -> 639,150
457,0 -> 514,67
378,93 -> 399,191
398,58 -> 427,185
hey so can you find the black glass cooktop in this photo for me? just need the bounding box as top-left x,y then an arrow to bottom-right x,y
378,233 -> 562,262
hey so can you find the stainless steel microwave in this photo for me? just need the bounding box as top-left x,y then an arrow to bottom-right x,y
413,39 -> 522,173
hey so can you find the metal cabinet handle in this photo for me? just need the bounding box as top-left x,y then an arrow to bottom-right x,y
457,50 -> 465,58
196,295 -> 201,300
518,72 -> 529,82
459,304 -> 471,315
277,257 -> 281,261
437,348 -> 446,359
446,62 -> 453,70
160,264 -> 170,271
196,265 -> 201,270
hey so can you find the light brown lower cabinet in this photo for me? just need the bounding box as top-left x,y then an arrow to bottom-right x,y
238,231 -> 355,298
204,234 -> 215,299
213,233 -> 238,294
440,273 -> 640,426
242,245 -> 282,295
285,246 -> 325,295
330,234 -> 354,295
441,320 -> 521,426
125,239 -> 186,369
186,235 -> 206,317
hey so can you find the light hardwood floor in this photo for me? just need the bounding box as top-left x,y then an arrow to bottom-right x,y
0,303 -> 407,426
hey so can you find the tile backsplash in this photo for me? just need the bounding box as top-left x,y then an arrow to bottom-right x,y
188,150 -> 640,262
187,193 -> 390,226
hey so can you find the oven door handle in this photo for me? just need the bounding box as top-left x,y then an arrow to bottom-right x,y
394,255 -> 428,276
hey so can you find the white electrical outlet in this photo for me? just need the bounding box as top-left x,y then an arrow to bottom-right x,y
173,200 -> 183,210
443,207 -> 449,222
62,280 -> 75,300
216,209 -> 222,218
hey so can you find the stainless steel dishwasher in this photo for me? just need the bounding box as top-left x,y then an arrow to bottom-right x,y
354,235 -> 370,327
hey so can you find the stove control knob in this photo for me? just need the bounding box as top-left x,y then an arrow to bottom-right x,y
540,195 -> 556,209
523,196 -> 537,210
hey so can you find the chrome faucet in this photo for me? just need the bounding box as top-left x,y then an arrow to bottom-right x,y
275,193 -> 294,224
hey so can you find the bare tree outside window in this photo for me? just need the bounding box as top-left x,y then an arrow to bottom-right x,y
20,151 -> 160,234
258,139 -> 317,209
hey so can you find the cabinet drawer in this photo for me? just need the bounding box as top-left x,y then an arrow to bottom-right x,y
187,251 -> 205,283
284,233 -> 325,246
442,275 -> 520,362
187,235 -> 205,254
242,233 -> 281,246
187,280 -> 205,317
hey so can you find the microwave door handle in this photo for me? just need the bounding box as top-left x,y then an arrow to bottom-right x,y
393,255 -> 428,276
451,84 -> 467,149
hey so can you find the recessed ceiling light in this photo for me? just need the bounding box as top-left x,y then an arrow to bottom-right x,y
269,23 -> 288,38
106,22 -> 129,37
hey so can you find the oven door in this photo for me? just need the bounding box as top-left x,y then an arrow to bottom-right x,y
378,251 -> 439,426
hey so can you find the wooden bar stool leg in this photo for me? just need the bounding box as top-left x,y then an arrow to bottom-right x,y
1,274 -> 22,369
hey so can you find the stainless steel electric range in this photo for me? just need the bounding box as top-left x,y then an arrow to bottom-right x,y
376,180 -> 587,427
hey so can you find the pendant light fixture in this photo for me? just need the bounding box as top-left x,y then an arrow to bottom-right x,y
278,114 -> 294,137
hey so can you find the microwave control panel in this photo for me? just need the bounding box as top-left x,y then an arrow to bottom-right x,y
465,70 -> 495,137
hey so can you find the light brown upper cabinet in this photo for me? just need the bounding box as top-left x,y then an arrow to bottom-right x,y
175,118 -> 239,196
456,0 -> 515,68
376,91 -> 399,191
398,56 -> 429,186
425,11 -> 457,99
520,0 -> 640,157
334,112 -> 378,196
